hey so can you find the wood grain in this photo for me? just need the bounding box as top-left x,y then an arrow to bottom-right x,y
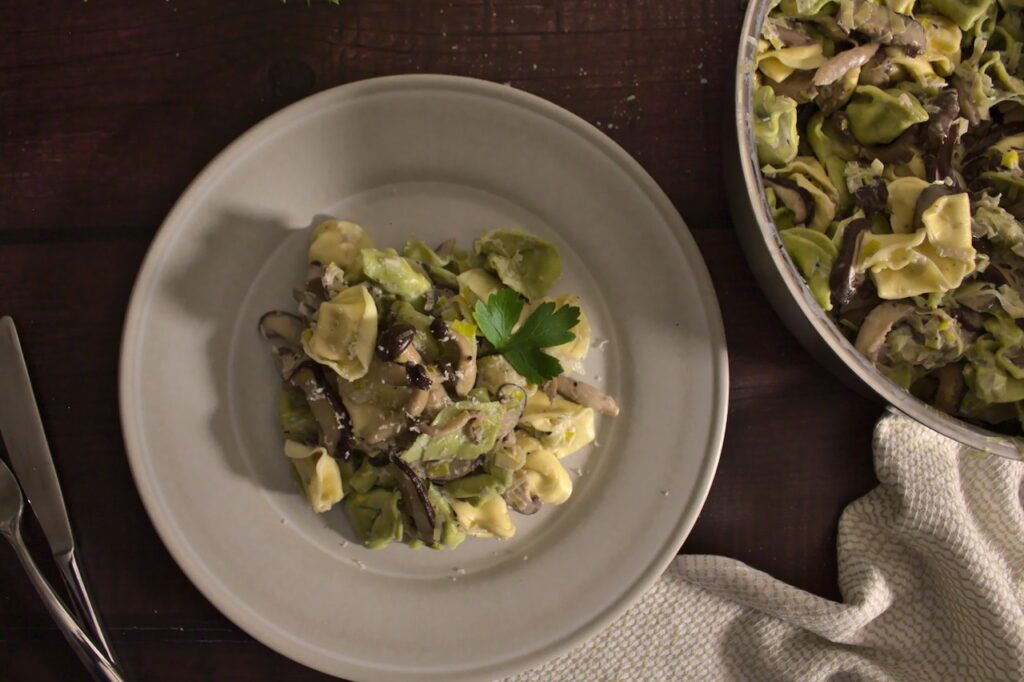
0,1 -> 882,679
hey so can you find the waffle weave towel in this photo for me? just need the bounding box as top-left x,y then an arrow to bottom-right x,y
512,412 -> 1024,681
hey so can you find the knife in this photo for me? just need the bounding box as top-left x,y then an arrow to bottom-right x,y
0,316 -> 118,664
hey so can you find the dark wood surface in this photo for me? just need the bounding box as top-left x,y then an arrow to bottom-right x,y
0,1 -> 881,679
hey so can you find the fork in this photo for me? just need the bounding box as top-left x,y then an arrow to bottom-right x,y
0,457 -> 124,681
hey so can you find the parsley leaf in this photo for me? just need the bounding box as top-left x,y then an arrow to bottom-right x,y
472,288 -> 580,385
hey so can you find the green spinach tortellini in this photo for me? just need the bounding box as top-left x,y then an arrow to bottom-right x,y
475,229 -> 561,301
754,86 -> 800,167
846,86 -> 930,145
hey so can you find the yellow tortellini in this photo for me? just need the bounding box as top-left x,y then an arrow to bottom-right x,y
520,392 -> 595,458
449,494 -> 516,539
518,449 -> 573,505
857,192 -> 977,298
756,42 -> 827,83
886,176 -> 932,233
926,0 -> 995,31
302,284 -> 378,381
846,86 -> 930,145
763,157 -> 840,232
283,440 -> 344,513
308,220 -> 373,272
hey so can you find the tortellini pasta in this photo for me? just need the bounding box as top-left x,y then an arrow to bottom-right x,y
845,86 -> 930,145
308,220 -> 373,272
857,192 -> 977,298
927,0 -> 995,31
779,227 -> 837,310
886,176 -> 932,233
520,392 -> 595,458
517,448 -> 573,505
753,86 -> 800,167
302,284 -> 378,381
449,494 -> 516,539
475,229 -> 561,301
763,157 -> 840,232
756,42 -> 827,83
283,440 -> 344,513
360,248 -> 432,300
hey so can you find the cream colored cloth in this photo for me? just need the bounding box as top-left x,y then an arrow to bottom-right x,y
511,412 -> 1024,681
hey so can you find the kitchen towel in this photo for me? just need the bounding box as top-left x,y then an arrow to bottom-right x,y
511,411 -> 1024,681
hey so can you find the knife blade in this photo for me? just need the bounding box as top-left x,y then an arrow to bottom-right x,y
0,317 -> 74,554
0,316 -> 117,663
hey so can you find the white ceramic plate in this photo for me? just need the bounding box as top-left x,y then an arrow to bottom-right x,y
120,75 -> 727,681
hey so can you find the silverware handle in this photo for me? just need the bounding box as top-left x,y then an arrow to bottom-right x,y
56,548 -> 119,665
7,529 -> 124,682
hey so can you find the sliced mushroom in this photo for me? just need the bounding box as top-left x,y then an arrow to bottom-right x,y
289,364 -> 353,460
405,363 -> 433,391
495,384 -> 528,440
927,89 -> 960,148
933,363 -> 965,416
853,179 -> 889,215
429,318 -> 477,396
377,323 -> 416,361
763,176 -> 815,226
553,376 -> 620,416
394,344 -> 436,418
830,218 -> 872,308
912,185 -> 957,230
837,0 -> 926,56
419,410 -> 472,437
855,302 -> 914,364
814,42 -> 879,86
392,458 -> 436,543
271,346 -> 305,382
503,476 -> 541,515
859,53 -> 899,88
768,69 -> 818,104
258,311 -> 306,349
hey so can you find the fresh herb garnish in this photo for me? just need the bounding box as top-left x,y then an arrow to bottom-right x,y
472,288 -> 580,384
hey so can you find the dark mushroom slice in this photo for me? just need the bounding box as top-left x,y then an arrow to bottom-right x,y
927,89 -> 961,148
769,69 -> 818,104
763,176 -> 815,226
289,364 -> 354,460
376,323 -> 416,361
912,185 -> 958,231
837,0 -> 926,56
258,311 -> 306,349
552,376 -> 620,416
392,458 -> 436,544
830,218 -> 872,308
859,52 -> 899,88
271,346 -> 305,382
425,455 -> 484,483
405,362 -> 433,391
853,178 -> 889,215
933,363 -> 965,416
429,318 -> 477,396
503,477 -> 542,515
814,42 -> 879,87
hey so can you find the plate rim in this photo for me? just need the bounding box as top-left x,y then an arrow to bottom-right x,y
119,73 -> 729,680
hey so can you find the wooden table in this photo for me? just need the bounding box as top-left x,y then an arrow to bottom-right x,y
0,1 -> 882,679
